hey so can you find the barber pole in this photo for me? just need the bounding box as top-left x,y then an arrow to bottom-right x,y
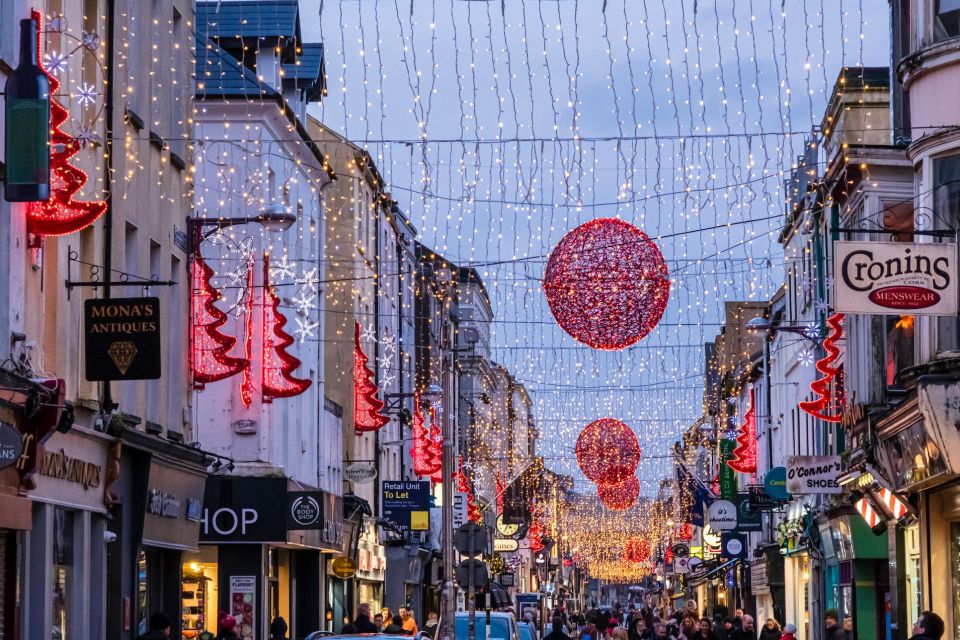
878,487 -> 909,519
856,497 -> 881,528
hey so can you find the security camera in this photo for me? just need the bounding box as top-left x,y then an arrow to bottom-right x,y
779,547 -> 787,556
103,531 -> 118,544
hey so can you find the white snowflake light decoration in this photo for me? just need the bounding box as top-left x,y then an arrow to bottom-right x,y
360,325 -> 377,344
75,83 -> 97,107
295,267 -> 319,287
270,254 -> 297,281
81,31 -> 100,51
292,289 -> 318,314
43,50 -> 68,75
294,317 -> 320,343
797,350 -> 814,367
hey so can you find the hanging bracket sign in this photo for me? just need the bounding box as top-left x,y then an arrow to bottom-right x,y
786,455 -> 842,494
833,240 -> 958,315
706,499 -> 737,531
84,297 -> 161,381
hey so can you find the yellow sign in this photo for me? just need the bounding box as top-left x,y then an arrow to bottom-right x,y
411,510 -> 429,531
331,557 -> 358,579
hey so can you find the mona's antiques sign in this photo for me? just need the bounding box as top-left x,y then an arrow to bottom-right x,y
84,297 -> 161,380
833,241 -> 957,315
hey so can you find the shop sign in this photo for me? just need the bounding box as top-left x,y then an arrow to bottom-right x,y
454,492 -> 469,529
748,486 -> 780,511
701,526 -> 722,555
673,556 -> 692,574
287,491 -> 323,530
721,533 -> 748,559
344,461 -> 377,484
786,455 -> 841,494
494,538 -> 520,552
27,428 -> 109,513
147,489 -> 181,518
331,556 -> 358,579
672,543 -> 690,558
735,493 -> 762,532
763,467 -> 790,501
382,480 -> 431,532
833,240 -> 958,315
718,439 -> 738,499
498,572 -> 515,587
706,499 -> 737,531
200,476 -> 288,543
84,297 -> 161,381
0,422 -> 23,469
228,576 -> 256,640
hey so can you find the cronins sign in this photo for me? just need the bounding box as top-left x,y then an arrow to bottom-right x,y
833,241 -> 957,315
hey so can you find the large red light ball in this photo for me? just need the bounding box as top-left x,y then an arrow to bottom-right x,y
598,475 -> 640,511
576,418 -> 641,485
624,538 -> 651,564
543,218 -> 670,350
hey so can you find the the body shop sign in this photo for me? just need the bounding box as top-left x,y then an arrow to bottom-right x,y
834,241 -> 957,315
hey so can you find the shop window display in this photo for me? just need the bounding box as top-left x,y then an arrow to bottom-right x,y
52,508 -> 74,640
182,549 -> 219,639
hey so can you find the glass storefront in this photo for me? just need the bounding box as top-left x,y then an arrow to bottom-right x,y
51,508 -> 74,640
904,524 -> 922,631
182,547 -> 220,639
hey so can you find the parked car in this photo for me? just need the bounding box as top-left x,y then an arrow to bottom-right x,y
455,611 -> 520,640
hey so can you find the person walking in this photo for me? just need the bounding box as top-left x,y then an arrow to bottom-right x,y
269,616 -> 289,640
400,607 -> 420,635
354,603 -> 380,633
780,624 -> 797,640
546,616 -> 573,640
216,614 -> 239,640
693,619 -> 718,640
136,612 -> 172,639
758,619 -> 780,640
910,611 -> 945,640
824,611 -> 844,640
424,611 -> 441,639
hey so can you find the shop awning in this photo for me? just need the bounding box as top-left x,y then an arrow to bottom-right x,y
687,558 -> 738,587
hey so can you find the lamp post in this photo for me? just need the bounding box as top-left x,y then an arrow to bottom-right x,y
744,316 -> 820,344
186,203 -> 298,250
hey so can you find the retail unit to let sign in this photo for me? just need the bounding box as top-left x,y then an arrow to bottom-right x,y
833,241 -> 958,315
786,455 -> 842,494
382,480 -> 431,531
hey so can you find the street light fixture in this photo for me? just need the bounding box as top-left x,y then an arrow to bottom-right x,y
186,203 -> 297,248
745,316 -> 820,343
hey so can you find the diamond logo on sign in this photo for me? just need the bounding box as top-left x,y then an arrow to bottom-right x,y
107,341 -> 137,374
707,499 -> 737,531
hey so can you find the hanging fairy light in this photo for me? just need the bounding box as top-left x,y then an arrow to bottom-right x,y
543,218 -> 671,350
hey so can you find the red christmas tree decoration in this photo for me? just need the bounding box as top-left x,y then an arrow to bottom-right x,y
727,386 -> 758,474
411,395 -> 443,477
528,518 -> 545,553
354,322 -> 389,434
676,522 -> 694,541
597,474 -> 640,511
428,406 -> 444,484
262,256 -> 311,402
456,457 -> 483,524
624,538 -> 651,564
496,470 -> 505,515
27,9 -> 106,238
576,418 -> 642,485
799,313 -> 846,423
191,253 -> 247,388
543,218 -> 670,350
239,263 -> 256,407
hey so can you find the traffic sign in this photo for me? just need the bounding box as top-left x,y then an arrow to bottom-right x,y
454,522 -> 488,556
455,558 -> 488,586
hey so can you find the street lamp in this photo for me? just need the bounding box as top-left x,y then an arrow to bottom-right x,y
186,202 -> 297,248
745,316 -> 820,344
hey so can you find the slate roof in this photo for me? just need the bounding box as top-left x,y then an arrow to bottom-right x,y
195,0 -> 301,42
195,34 -> 279,99
282,43 -> 326,102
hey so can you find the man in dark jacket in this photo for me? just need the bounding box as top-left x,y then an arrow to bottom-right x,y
824,611 -> 844,640
354,603 -> 380,633
910,611 -> 944,640
546,616 -> 572,640
136,612 -> 171,639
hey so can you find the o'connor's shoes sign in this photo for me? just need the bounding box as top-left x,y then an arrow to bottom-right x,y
834,240 -> 958,315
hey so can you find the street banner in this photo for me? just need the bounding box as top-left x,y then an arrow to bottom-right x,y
786,455 -> 842,494
834,240 -> 958,315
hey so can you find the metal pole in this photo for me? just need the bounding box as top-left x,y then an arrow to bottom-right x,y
468,531 -> 476,640
440,290 -> 457,640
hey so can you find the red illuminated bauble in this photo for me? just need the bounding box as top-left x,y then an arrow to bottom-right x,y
543,218 -> 670,350
576,418 -> 641,485
624,537 -> 651,563
598,475 -> 640,511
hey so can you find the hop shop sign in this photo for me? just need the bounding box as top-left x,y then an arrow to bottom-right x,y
834,241 -> 957,316
84,297 -> 161,381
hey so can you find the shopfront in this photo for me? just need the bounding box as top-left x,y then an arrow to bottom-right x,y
23,425 -> 114,639
356,518 -> 385,612
191,475 -> 342,640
